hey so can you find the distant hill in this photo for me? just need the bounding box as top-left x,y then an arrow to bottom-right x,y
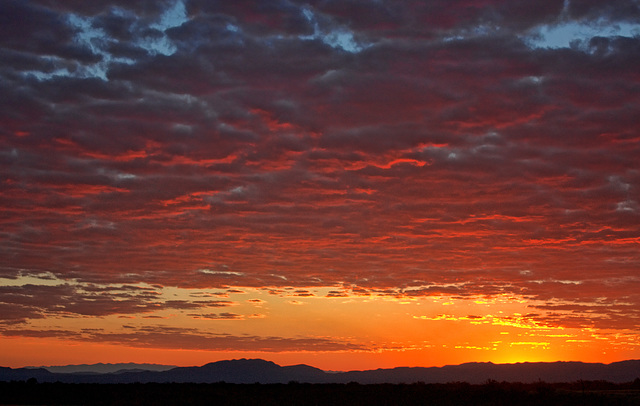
2,359 -> 639,384
335,360 -> 640,384
29,363 -> 177,374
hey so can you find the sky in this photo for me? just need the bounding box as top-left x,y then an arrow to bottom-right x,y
1,0 -> 640,371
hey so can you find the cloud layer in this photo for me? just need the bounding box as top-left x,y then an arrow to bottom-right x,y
1,0 -> 639,357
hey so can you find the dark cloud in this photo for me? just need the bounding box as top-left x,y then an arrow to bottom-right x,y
405,0 -> 564,33
0,0 -> 98,63
189,312 -> 243,320
568,0 -> 640,22
31,0 -> 175,17
0,325 -> 365,352
0,283 -> 235,322
186,0 -> 313,36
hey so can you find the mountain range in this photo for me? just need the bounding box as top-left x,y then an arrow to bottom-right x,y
2,359 -> 639,384
26,363 -> 178,374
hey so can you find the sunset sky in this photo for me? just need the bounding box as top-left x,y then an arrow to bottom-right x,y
1,0 -> 640,371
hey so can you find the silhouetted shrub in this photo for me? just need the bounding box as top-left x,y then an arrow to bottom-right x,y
1,380 -> 639,405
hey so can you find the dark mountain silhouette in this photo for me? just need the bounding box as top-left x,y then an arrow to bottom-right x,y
34,362 -> 177,374
335,360 -> 640,384
0,366 -> 55,382
2,359 -> 639,384
146,359 -> 327,383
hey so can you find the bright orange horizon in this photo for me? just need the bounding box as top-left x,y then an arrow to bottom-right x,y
1,1 -> 639,371
1,283 -> 638,370
1,337 -> 636,371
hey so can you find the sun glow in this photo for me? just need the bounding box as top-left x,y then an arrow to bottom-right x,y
2,273 -> 637,369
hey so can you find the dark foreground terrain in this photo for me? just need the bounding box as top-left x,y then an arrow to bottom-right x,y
2,380 -> 640,406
